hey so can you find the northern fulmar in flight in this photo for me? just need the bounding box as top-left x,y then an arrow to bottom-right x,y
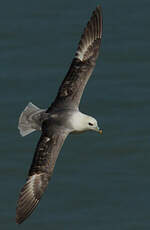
16,5 -> 103,224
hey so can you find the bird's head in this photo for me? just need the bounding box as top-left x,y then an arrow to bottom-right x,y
85,116 -> 103,134
70,112 -> 102,134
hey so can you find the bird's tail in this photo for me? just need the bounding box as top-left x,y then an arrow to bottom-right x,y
18,102 -> 46,137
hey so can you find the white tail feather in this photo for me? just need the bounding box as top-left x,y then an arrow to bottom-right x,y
18,102 -> 46,137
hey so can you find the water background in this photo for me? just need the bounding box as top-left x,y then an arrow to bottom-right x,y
1,0 -> 150,229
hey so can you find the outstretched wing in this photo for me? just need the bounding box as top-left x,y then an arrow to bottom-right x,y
16,121 -> 68,224
48,5 -> 102,112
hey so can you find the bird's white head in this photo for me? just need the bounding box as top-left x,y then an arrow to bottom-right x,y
69,111 -> 102,134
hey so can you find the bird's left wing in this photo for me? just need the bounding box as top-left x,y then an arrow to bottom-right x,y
47,5 -> 102,112
16,122 -> 68,224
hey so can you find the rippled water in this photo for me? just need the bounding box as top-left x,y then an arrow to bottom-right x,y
1,0 -> 150,229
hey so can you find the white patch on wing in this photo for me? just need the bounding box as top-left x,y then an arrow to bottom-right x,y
27,175 -> 37,197
45,137 -> 50,142
75,47 -> 88,61
25,174 -> 43,199
50,113 -> 58,118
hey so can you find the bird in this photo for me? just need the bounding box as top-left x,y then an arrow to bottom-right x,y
16,5 -> 103,224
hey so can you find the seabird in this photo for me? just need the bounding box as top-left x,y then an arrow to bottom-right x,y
16,5 -> 103,224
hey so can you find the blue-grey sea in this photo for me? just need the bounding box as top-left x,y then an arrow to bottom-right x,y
1,0 -> 150,229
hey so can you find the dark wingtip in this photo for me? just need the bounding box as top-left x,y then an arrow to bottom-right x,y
16,174 -> 41,224
75,5 -> 103,61
96,5 -> 103,38
16,215 -> 23,225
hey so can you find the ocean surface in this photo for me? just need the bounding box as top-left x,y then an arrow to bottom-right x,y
1,0 -> 150,229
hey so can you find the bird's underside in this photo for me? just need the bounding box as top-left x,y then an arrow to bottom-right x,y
16,5 -> 102,224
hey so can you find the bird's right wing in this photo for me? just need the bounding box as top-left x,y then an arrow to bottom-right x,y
16,121 -> 68,224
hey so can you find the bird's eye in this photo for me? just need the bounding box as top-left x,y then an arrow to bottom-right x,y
88,122 -> 93,126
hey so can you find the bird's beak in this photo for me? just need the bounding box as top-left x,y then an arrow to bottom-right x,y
99,128 -> 103,135
95,127 -> 103,134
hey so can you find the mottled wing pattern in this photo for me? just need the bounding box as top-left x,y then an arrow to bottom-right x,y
16,122 -> 68,224
47,5 -> 102,112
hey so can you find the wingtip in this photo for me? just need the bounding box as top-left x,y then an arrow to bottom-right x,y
16,215 -> 23,225
16,173 -> 49,224
16,195 -> 39,225
16,207 -> 27,225
75,5 -> 103,61
96,5 -> 103,38
96,4 -> 102,13
92,5 -> 103,39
